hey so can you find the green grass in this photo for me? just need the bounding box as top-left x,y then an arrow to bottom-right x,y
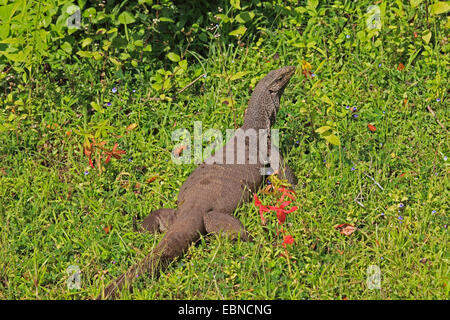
0,1 -> 448,300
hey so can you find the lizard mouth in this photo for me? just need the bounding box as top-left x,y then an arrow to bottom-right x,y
284,65 -> 296,76
282,66 -> 296,88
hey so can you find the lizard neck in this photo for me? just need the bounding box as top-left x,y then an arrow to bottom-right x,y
240,66 -> 294,131
241,90 -> 279,131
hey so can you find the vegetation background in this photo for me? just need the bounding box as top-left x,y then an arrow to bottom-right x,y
0,0 -> 448,299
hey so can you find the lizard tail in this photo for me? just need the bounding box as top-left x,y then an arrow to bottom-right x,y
96,248 -> 169,300
96,226 -> 200,299
96,211 -> 204,299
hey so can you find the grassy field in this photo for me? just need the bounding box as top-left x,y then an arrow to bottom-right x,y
0,1 -> 448,299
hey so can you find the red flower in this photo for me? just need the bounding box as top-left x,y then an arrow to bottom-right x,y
368,124 -> 376,132
254,194 -> 270,225
255,196 -> 298,225
88,157 -> 94,168
268,200 -> 297,224
254,187 -> 298,225
282,235 -> 294,248
277,187 -> 296,202
276,208 -> 287,224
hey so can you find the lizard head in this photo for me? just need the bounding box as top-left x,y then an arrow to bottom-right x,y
244,66 -> 296,130
266,65 -> 296,96
266,66 -> 295,121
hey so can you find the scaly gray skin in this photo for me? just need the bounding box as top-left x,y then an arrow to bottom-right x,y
96,66 -> 297,299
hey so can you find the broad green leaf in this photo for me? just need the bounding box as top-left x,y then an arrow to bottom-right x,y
61,41 -> 72,53
315,126 -> 332,134
357,30 -> 366,41
83,7 -> 96,18
410,0 -> 422,8
77,50 -> 92,58
430,1 -> 450,15
167,52 -> 180,62
163,78 -> 172,90
159,17 -> 174,23
1,51 -> 26,62
323,133 -> 340,146
230,71 -> 247,81
295,7 -> 307,14
118,11 -> 136,25
0,23 -> 9,40
102,40 -> 111,51
230,0 -> 241,10
152,82 -> 162,91
90,101 -> 105,113
422,31 -> 431,44
216,14 -> 230,23
119,52 -> 130,60
109,57 -> 122,67
173,65 -> 185,75
235,12 -> 254,23
307,0 -> 318,9
229,25 -> 247,37
0,37 -> 23,44
92,52 -> 103,60
81,38 -> 92,48
178,59 -> 188,70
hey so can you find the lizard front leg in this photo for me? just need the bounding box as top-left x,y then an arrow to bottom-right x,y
265,144 -> 298,187
203,211 -> 253,242
141,208 -> 177,233
279,156 -> 298,187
